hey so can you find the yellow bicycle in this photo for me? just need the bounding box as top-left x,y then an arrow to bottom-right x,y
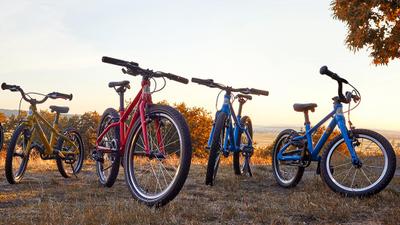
2,83 -> 84,184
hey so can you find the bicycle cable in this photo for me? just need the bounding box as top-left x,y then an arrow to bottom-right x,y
215,89 -> 224,111
17,92 -> 47,117
344,83 -> 362,129
150,76 -> 167,94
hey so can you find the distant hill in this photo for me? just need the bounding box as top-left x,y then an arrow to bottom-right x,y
0,108 -> 77,118
0,108 -> 20,117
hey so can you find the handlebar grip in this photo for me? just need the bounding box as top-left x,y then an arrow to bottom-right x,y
1,83 -> 20,91
166,74 -> 189,84
191,78 -> 214,86
319,66 -> 348,84
249,88 -> 269,96
49,92 -> 73,100
102,56 -> 131,67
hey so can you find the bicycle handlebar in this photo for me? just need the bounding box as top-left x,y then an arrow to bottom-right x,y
102,56 -> 189,84
319,66 -> 354,104
2,83 -> 72,104
319,66 -> 348,84
1,83 -> 20,92
48,92 -> 73,101
191,77 -> 269,96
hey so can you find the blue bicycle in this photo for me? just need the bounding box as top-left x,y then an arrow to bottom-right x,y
272,66 -> 396,197
191,78 -> 269,185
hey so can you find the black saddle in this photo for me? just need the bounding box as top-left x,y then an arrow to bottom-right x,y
237,94 -> 252,100
293,103 -> 317,112
49,105 -> 69,114
108,80 -> 130,89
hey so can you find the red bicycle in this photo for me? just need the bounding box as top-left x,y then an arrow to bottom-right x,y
92,56 -> 192,206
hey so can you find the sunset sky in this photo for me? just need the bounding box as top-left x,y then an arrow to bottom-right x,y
1,0 -> 399,131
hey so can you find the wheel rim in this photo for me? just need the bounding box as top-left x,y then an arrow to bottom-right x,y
97,115 -> 119,182
326,134 -> 388,192
274,134 -> 301,184
127,112 -> 183,200
61,132 -> 83,175
12,129 -> 30,180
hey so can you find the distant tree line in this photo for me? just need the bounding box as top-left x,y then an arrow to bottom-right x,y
0,102 -> 213,158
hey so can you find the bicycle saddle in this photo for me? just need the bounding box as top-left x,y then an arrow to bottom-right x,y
49,105 -> 69,114
108,80 -> 130,88
237,93 -> 252,100
293,103 -> 317,112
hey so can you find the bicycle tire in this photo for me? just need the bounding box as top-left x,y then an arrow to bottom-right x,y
124,104 -> 192,206
0,123 -> 4,151
205,112 -> 227,186
96,108 -> 121,187
233,116 -> 253,175
5,124 -> 31,184
271,129 -> 305,188
320,129 -> 396,197
56,128 -> 85,178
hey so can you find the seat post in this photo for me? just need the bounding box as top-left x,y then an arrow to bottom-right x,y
237,98 -> 246,116
53,112 -> 60,125
119,91 -> 125,112
303,111 -> 311,125
117,87 -> 126,112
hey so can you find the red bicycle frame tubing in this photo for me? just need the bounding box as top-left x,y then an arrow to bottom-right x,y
96,79 -> 154,155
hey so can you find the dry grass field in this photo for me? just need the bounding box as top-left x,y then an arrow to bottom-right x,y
0,155 -> 399,225
0,130 -> 399,225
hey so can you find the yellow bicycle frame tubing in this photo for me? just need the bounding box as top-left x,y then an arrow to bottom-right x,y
26,104 -> 79,156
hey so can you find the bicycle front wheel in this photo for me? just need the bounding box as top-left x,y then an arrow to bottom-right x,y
5,124 -> 32,184
205,112 -> 227,186
124,104 -> 192,207
320,129 -> 396,197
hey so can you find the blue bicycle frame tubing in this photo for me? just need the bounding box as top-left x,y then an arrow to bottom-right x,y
278,102 -> 359,162
206,92 -> 252,153
206,93 -> 232,148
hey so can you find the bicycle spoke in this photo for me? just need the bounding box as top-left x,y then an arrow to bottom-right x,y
350,169 -> 358,189
360,168 -> 373,185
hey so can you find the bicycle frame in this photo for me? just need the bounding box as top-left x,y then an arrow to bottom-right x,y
277,101 -> 360,164
21,104 -> 79,156
96,78 -> 163,155
207,92 -> 253,154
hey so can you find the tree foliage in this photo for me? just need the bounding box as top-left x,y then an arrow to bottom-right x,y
332,0 -> 400,65
173,103 -> 213,157
1,103 -> 212,158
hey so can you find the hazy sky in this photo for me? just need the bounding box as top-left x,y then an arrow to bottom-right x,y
1,0 -> 399,131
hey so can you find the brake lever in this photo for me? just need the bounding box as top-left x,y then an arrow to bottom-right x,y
352,94 -> 360,103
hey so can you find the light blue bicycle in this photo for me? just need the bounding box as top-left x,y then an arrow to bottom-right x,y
272,66 -> 396,197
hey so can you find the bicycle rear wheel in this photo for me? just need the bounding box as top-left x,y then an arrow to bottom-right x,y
5,124 -> 31,184
233,116 -> 253,176
124,104 -> 192,206
205,112 -> 227,186
272,129 -> 304,188
96,108 -> 121,187
56,128 -> 84,178
320,129 -> 396,197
